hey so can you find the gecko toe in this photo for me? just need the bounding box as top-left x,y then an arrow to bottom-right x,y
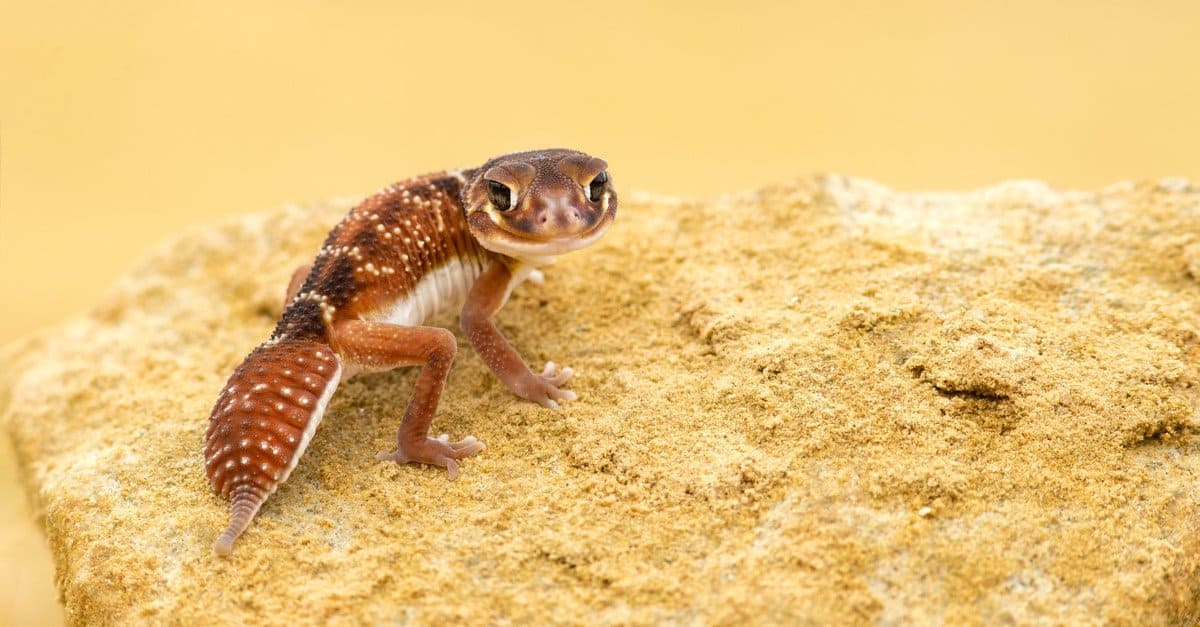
550,367 -> 574,386
556,389 -> 578,402
448,435 -> 486,454
539,362 -> 575,386
376,449 -> 406,463
444,458 -> 460,481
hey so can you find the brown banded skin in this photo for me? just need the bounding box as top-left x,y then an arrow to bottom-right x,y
205,149 -> 616,556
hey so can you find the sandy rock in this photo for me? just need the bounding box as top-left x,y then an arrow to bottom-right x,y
4,176 -> 1200,624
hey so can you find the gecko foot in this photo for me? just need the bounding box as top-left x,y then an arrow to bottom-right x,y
516,362 -> 577,409
376,434 -> 486,481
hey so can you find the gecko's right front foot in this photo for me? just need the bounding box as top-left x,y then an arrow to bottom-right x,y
376,434 -> 486,480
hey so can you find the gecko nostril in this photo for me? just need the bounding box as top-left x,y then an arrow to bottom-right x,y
572,211 -> 580,220
540,215 -> 549,224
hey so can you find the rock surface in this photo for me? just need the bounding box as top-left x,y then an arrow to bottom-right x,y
4,176 -> 1200,624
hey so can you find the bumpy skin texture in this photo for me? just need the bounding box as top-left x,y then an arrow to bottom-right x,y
204,149 -> 616,556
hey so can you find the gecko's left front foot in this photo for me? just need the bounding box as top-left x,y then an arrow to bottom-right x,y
513,362 -> 578,409
376,434 -> 486,481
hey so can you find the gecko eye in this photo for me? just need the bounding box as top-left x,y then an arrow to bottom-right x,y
487,180 -> 516,212
586,171 -> 608,202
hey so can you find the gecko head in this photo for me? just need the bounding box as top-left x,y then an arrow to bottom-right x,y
463,149 -> 616,262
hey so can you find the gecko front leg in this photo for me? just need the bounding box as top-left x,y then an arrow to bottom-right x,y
460,260 -> 577,409
331,319 -> 486,479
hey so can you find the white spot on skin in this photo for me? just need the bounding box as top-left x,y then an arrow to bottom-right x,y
240,456 -> 250,465
240,438 -> 250,447
253,383 -> 267,392
275,402 -> 285,411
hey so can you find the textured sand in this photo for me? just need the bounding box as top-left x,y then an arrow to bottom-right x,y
3,176 -> 1200,624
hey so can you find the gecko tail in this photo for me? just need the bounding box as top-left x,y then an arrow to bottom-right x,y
204,339 -> 343,557
213,487 -> 267,556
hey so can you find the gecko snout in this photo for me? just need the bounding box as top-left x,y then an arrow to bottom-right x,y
533,194 -> 593,235
536,208 -> 582,225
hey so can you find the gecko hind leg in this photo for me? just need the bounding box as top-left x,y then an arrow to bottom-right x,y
284,264 -> 312,308
331,320 -> 486,480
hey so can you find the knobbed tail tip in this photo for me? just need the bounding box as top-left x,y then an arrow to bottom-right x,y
213,532 -> 237,557
212,491 -> 263,557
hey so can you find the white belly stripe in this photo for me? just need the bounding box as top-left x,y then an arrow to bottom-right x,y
378,259 -> 484,327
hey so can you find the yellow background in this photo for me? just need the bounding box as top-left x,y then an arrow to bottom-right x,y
1,1 -> 1197,623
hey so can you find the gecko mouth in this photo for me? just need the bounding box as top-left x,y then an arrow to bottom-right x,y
481,214 -> 614,259
508,215 -> 608,244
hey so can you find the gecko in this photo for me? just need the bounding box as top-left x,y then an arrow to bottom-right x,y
204,149 -> 616,556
